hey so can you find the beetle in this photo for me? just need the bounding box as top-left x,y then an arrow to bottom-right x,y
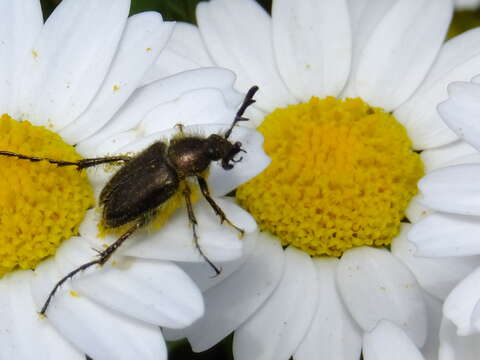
0,85 -> 259,315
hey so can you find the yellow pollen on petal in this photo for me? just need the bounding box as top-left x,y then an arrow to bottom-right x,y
69,290 -> 80,297
0,114 -> 94,277
236,97 -> 424,257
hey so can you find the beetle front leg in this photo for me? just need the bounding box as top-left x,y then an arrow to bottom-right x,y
0,151 -> 132,169
183,184 -> 221,275
196,176 -> 245,238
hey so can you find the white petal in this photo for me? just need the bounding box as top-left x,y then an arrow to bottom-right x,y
59,13 -> 175,144
233,247 -> 319,360
272,0 -> 351,100
393,223 -> 480,299
0,272 -> 83,360
294,258 -> 362,360
136,88 -> 236,137
30,260 -> 167,360
0,0 -> 42,117
184,233 -> 285,352
342,0 -> 397,98
420,140 -> 477,173
438,81 -> 480,151
77,68 -> 243,156
395,28 -> 480,149
142,22 -> 214,85
197,0 -> 296,111
353,0 -> 452,111
179,231 -> 258,292
92,130 -> 139,157
337,247 -> 427,347
405,196 -> 433,224
418,164 -> 480,215
53,237 -> 204,329
421,292 -> 442,360
409,213 -> 480,257
439,317 -> 480,360
17,0 -> 130,130
363,320 -> 426,360
443,267 -> 480,335
122,197 -> 256,263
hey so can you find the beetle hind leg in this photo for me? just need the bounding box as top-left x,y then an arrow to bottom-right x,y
39,218 -> 144,316
183,184 -> 222,276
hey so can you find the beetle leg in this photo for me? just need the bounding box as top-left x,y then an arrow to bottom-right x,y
39,219 -> 144,316
196,176 -> 245,238
0,151 -> 132,170
183,184 -> 221,276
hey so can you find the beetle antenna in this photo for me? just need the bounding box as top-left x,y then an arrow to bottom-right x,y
224,85 -> 259,139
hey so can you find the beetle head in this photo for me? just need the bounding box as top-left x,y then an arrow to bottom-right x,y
205,134 -> 245,170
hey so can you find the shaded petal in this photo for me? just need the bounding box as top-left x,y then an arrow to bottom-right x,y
233,247 -> 319,360
0,0 -> 42,117
443,267 -> 480,335
439,318 -> 480,360
294,258 -> 362,360
17,0 -> 130,130
438,81 -> 480,151
393,223 -> 480,299
77,68 -> 243,156
343,0 -> 397,98
337,247 -> 427,347
405,196 -> 433,224
395,28 -> 480,149
197,0 -> 296,111
60,13 -> 175,144
30,260 -> 167,360
54,237 -> 204,329
142,22 -> 214,85
179,231 -> 258,292
272,0 -> 351,100
184,233 -> 285,351
122,197 -> 256,263
0,272 -> 83,360
352,0 -> 452,111
421,292 -> 442,360
409,213 -> 480,257
363,320 -> 425,360
418,164 -> 480,215
471,299 -> 480,331
420,140 -> 477,173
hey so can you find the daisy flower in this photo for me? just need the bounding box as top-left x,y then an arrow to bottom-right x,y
157,0 -> 480,359
0,0 -> 267,359
408,78 -> 480,359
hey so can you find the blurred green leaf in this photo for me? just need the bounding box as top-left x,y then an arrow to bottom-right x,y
129,0 -> 201,24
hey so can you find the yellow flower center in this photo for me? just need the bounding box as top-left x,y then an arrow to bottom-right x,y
0,114 -> 94,277
236,97 -> 424,257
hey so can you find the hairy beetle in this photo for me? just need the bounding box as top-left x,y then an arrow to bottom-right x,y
0,86 -> 259,315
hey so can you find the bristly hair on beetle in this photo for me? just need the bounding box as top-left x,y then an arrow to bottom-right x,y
0,86 -> 259,316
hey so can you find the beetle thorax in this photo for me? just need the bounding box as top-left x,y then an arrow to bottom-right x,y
167,137 -> 211,177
